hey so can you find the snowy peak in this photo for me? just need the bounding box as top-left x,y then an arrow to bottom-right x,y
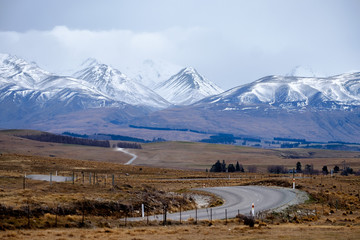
73,60 -> 170,109
0,54 -> 170,112
154,67 -> 223,105
198,73 -> 360,110
0,53 -> 51,87
73,62 -> 128,89
80,58 -> 100,69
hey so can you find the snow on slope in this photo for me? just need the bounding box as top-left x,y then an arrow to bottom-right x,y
0,53 -> 51,88
0,54 -> 169,111
0,54 -> 112,107
73,62 -> 170,109
154,67 -> 223,105
197,73 -> 360,110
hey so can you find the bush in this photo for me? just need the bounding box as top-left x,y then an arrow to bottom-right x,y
237,214 -> 255,227
267,165 -> 287,174
244,216 -> 255,227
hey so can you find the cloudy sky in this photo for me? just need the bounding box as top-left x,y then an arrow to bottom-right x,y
0,0 -> 359,90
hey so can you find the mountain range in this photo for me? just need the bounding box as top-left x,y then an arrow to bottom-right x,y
0,53 -> 359,143
0,54 -> 222,128
130,73 -> 360,142
196,73 -> 360,110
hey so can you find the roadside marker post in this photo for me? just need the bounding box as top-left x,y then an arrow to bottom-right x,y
195,206 -> 198,224
225,209 -> 227,224
141,203 -> 145,218
251,203 -> 255,216
293,178 -> 295,189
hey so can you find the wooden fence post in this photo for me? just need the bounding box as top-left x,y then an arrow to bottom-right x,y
50,172 -> 52,187
23,172 -> 26,190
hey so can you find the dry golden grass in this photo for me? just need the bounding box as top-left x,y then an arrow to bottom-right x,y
0,131 -> 130,164
1,223 -> 360,240
134,141 -> 360,171
2,130 -> 360,172
1,130 -> 360,238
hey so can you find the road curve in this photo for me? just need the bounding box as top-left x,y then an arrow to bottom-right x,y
129,186 -> 307,222
115,148 -> 137,165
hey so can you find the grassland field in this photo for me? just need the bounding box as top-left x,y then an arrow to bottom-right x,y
0,130 -> 360,239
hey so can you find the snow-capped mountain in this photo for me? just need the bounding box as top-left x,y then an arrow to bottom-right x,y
0,53 -> 51,88
124,59 -> 182,88
73,61 -> 170,109
154,67 -> 224,105
0,54 -> 171,130
130,72 -> 360,142
0,55 -> 121,125
196,73 -> 360,111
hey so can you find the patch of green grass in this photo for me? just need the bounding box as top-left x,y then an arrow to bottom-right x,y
305,193 -> 317,204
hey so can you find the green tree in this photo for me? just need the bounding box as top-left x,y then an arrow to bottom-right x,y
210,160 -> 222,172
228,164 -> 236,172
333,165 -> 340,173
236,161 -> 240,171
235,161 -> 244,172
322,166 -> 329,175
296,161 -> 302,173
304,164 -> 314,175
221,160 -> 227,172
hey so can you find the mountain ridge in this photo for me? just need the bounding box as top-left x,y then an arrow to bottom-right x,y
154,67 -> 223,105
1,53 -> 360,143
72,61 -> 170,109
195,73 -> 360,111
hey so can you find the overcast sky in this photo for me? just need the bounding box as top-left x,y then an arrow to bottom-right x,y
0,0 -> 359,90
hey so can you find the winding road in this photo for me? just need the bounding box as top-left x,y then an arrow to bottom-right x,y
115,147 -> 137,165
27,148 -> 307,222
129,186 -> 307,222
112,149 -> 307,221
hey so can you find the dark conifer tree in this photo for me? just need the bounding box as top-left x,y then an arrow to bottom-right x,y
228,164 -> 235,172
296,161 -> 302,173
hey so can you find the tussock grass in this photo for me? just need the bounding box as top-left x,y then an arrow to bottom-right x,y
1,131 -> 360,238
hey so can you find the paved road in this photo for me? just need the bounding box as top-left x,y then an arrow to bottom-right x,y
115,148 -> 137,165
129,186 -> 305,222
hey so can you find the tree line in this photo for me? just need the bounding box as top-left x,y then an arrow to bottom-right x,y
209,160 -> 245,173
208,160 -> 358,175
269,161 -> 357,175
113,142 -> 142,149
19,133 -> 110,148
